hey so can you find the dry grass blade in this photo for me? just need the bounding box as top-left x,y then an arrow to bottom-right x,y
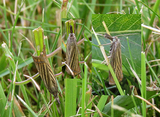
20,33 -> 36,52
126,58 -> 141,85
141,24 -> 160,33
23,74 -> 40,91
93,102 -> 103,117
135,95 -> 160,113
62,62 -> 75,77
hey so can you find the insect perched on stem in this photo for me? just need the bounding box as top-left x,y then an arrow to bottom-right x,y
104,33 -> 123,85
66,25 -> 81,76
32,46 -> 58,97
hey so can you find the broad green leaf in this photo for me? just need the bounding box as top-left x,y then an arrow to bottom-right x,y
102,96 -> 142,116
93,95 -> 109,117
92,14 -> 141,33
65,79 -> 77,117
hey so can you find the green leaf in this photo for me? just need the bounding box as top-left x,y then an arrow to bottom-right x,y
102,96 -> 141,116
65,79 -> 77,117
0,53 -> 7,72
92,14 -> 141,32
93,95 -> 109,117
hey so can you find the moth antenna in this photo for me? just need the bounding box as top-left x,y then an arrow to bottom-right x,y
70,25 -> 73,33
104,33 -> 113,41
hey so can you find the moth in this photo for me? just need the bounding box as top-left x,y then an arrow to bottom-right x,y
104,33 -> 123,85
32,46 -> 58,97
66,25 -> 81,76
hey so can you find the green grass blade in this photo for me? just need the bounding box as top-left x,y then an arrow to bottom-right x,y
65,79 -> 77,117
141,52 -> 146,117
81,63 -> 87,117
93,95 -> 108,117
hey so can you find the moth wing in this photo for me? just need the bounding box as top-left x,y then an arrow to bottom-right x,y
71,41 -> 81,75
66,38 -> 81,76
109,40 -> 123,85
66,41 -> 76,67
32,50 -> 58,97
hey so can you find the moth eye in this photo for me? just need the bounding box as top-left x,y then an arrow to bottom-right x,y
70,34 -> 73,37
113,38 -> 116,42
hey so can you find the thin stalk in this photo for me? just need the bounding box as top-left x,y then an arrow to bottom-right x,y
81,63 -> 87,117
10,2 -> 24,52
141,52 -> 146,117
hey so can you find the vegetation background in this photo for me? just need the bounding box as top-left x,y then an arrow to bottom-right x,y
0,0 -> 160,117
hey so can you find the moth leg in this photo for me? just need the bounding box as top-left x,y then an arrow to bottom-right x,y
99,43 -> 112,46
101,55 -> 110,64
101,60 -> 107,64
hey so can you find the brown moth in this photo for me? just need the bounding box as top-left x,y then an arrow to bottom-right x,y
66,25 -> 81,76
104,33 -> 123,85
32,46 -> 58,97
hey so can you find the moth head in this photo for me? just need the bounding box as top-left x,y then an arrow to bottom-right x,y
113,38 -> 116,42
69,33 -> 75,37
69,32 -> 76,41
113,36 -> 119,42
104,33 -> 113,41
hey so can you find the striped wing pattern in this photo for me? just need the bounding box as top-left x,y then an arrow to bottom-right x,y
109,37 -> 123,85
66,33 -> 81,76
32,47 -> 58,97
